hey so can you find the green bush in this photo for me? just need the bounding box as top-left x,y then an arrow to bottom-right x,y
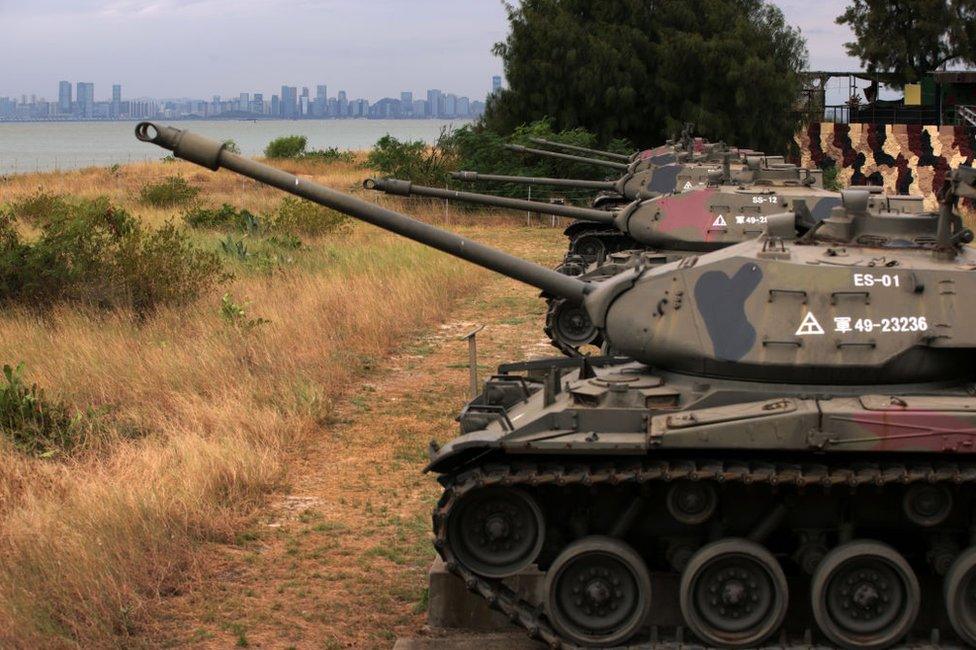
301,147 -> 356,163
270,197 -> 349,237
183,204 -> 261,233
264,135 -> 308,159
4,190 -> 71,225
0,197 -> 223,315
366,135 -> 451,187
139,175 -> 199,207
822,163 -> 842,191
0,362 -> 94,457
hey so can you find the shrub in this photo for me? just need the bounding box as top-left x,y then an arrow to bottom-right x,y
220,293 -> 270,333
269,197 -> 349,237
302,147 -> 356,163
4,190 -> 71,225
139,176 -> 199,207
0,362 -> 93,457
264,135 -> 308,159
366,135 -> 451,186
822,163 -> 842,191
222,139 -> 242,154
183,204 -> 261,233
0,197 -> 223,315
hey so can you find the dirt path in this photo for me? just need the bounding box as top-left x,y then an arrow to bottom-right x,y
150,226 -> 565,649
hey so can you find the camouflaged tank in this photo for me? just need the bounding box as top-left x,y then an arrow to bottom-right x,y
364,173 -> 921,357
137,122 -> 976,650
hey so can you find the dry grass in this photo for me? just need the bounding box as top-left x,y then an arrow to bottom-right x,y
0,158 -> 496,648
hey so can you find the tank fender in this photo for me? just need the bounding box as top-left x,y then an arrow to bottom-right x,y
584,267 -> 641,329
612,201 -> 641,235
563,220 -> 606,238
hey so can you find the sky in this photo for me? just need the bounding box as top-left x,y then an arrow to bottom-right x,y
0,0 -> 863,102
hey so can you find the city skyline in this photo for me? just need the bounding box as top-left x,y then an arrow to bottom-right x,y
0,77 -> 498,122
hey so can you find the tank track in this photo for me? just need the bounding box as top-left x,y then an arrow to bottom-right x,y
432,459 -> 976,649
568,229 -> 639,260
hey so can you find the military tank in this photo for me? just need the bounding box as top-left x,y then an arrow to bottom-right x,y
136,122 -> 976,649
364,175 -> 875,356
450,155 -> 822,212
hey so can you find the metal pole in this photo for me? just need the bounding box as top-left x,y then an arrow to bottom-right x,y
463,325 -> 485,399
526,185 -> 531,226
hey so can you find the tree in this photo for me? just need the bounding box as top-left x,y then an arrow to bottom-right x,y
837,0 -> 976,87
484,0 -> 808,152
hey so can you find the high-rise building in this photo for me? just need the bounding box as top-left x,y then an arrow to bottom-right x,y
111,84 -> 122,118
426,89 -> 442,118
271,94 -> 280,116
313,85 -> 327,117
444,93 -> 457,117
58,81 -> 72,114
492,76 -> 502,94
400,91 -> 413,117
239,92 -> 249,112
252,93 -> 264,115
280,85 -> 297,118
337,90 -> 348,118
76,82 -> 94,117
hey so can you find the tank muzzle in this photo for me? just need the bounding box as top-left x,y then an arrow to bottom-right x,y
135,121 -> 226,171
363,178 -> 414,196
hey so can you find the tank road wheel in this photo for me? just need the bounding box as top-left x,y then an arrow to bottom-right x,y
811,541 -> 920,649
548,300 -> 600,351
447,487 -> 544,578
680,538 -> 788,648
572,235 -> 606,260
544,536 -> 651,647
945,546 -> 976,646
667,480 -> 718,525
902,484 -> 953,527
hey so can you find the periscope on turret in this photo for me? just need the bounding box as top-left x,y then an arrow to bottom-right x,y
137,122 -> 976,649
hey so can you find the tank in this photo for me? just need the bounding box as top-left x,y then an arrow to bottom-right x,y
137,122 -> 976,649
365,176 -> 868,355
451,155 -> 823,211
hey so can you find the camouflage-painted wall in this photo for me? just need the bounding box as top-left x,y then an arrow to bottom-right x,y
795,123 -> 976,211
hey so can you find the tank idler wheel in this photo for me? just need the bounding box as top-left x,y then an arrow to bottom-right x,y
667,480 -> 718,525
544,535 -> 651,647
447,487 -> 544,578
811,540 -> 919,650
549,300 -> 600,349
572,235 -> 606,260
945,546 -> 976,646
680,538 -> 788,648
902,483 -> 953,527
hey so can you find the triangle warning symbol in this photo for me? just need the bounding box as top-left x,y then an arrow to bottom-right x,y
712,214 -> 727,227
683,181 -> 694,191
795,311 -> 825,336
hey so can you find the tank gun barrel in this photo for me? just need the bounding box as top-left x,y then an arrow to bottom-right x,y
364,177 -> 618,224
527,138 -> 633,162
505,144 -> 630,171
451,170 -> 616,191
134,122 -> 589,303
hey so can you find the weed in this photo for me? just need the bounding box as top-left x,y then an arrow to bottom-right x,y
4,190 -> 70,225
301,147 -> 356,163
220,235 -> 250,261
139,176 -> 199,207
222,140 -> 242,154
0,363 -> 93,457
184,204 -> 261,233
220,293 -> 270,333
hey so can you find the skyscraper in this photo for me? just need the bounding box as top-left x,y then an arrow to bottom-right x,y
492,76 -> 502,94
76,82 -> 94,117
111,84 -> 122,118
427,89 -> 442,118
337,90 -> 348,118
400,91 -> 413,117
58,81 -> 72,114
314,84 -> 327,117
280,85 -> 297,118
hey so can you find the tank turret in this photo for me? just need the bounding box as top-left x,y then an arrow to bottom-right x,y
137,123 -> 976,648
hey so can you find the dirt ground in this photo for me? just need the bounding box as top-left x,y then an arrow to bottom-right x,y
147,226 -> 566,649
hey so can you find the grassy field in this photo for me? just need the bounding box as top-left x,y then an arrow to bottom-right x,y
0,157 -> 565,648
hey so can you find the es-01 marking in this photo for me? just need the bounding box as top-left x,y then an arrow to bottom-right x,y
853,273 -> 901,288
